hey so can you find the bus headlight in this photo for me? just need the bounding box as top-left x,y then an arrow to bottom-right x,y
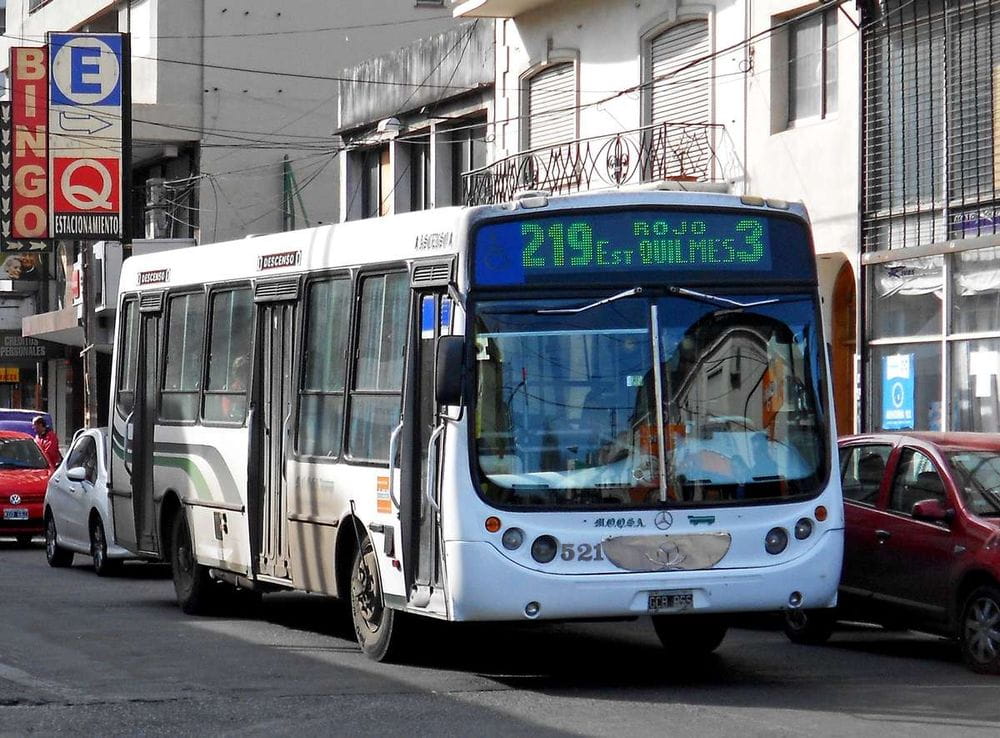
764,527 -> 788,555
531,535 -> 558,563
794,518 -> 814,540
502,527 -> 524,551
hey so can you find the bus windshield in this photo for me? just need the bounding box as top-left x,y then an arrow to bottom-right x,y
472,291 -> 828,509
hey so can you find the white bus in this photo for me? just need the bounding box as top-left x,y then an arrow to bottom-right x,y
109,189 -> 842,660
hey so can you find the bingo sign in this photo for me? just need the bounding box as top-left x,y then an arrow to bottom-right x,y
48,33 -> 126,240
882,353 -> 915,431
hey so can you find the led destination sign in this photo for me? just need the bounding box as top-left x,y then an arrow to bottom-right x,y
473,209 -> 810,287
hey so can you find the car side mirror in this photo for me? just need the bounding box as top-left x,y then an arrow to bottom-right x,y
66,466 -> 88,483
912,498 -> 953,523
435,335 -> 465,406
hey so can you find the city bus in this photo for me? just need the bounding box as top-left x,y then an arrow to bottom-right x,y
108,188 -> 843,661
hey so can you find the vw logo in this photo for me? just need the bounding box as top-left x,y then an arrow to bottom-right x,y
654,511 -> 673,530
9,494 -> 21,505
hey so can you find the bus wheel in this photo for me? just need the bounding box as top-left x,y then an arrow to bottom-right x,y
171,511 -> 215,615
783,608 -> 836,645
350,537 -> 405,661
652,614 -> 728,655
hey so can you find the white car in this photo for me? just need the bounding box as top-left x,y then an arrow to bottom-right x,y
44,427 -> 134,575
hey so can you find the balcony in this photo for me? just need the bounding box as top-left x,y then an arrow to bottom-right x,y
462,122 -> 738,206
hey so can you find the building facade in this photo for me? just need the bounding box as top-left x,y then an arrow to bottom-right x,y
0,0 -> 458,437
860,0 -> 1000,434
452,0 -> 861,433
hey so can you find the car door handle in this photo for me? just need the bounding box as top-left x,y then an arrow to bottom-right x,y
875,529 -> 891,544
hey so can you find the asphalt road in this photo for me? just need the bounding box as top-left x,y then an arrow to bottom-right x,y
3,537 -> 1000,737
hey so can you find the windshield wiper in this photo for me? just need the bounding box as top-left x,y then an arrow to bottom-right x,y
536,287 -> 643,315
667,286 -> 780,309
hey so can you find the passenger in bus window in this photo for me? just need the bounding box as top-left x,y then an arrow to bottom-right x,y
222,355 -> 249,420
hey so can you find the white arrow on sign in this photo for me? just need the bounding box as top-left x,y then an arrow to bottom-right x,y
28,241 -> 47,250
1,174 -> 9,190
58,110 -> 113,135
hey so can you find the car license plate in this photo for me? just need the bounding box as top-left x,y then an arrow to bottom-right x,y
648,590 -> 694,613
3,508 -> 28,520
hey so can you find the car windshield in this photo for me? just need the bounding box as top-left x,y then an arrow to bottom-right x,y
0,438 -> 50,469
947,451 -> 1000,517
472,291 -> 828,509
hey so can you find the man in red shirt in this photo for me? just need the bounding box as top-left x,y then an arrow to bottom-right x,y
33,416 -> 61,468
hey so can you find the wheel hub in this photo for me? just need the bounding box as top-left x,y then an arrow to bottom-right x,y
965,596 -> 1000,664
353,551 -> 383,632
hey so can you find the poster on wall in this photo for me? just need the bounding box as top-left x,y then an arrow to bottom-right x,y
0,253 -> 45,280
882,353 -> 915,430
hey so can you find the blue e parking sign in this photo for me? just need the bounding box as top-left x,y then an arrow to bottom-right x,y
49,33 -> 123,107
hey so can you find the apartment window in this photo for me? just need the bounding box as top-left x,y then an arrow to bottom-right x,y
409,139 -> 431,212
450,117 -> 487,206
788,7 -> 838,124
360,145 -> 391,218
525,62 -> 577,150
648,19 -> 711,126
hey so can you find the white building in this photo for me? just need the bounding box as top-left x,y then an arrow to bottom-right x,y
0,0 -> 458,437
452,0 -> 861,433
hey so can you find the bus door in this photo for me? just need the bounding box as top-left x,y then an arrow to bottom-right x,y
110,291 -> 162,555
398,262 -> 453,605
249,277 -> 299,582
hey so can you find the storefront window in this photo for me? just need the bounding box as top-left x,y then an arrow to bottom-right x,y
951,338 -> 1000,432
869,343 -> 942,432
869,257 -> 943,338
952,246 -> 1000,334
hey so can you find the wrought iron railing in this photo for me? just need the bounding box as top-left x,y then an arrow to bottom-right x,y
462,122 -> 736,206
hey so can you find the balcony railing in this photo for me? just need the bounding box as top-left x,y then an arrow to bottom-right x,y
463,121 -> 737,206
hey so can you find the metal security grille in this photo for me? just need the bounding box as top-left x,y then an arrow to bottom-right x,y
649,19 -> 710,126
526,62 -> 576,150
863,0 -> 1000,252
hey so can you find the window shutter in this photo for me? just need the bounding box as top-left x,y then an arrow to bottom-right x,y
526,62 -> 576,149
649,20 -> 710,125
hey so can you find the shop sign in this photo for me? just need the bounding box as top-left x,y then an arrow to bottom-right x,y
882,353 -> 914,430
0,331 -> 61,363
0,367 -> 21,383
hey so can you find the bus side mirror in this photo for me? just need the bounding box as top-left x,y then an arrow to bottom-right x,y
436,336 -> 465,406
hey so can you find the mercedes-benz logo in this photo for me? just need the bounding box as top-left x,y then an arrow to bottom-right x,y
654,510 -> 673,530
9,494 -> 21,505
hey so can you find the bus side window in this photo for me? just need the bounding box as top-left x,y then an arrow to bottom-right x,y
116,297 -> 139,415
160,292 -> 206,422
203,287 -> 253,424
348,272 -> 408,462
298,278 -> 350,456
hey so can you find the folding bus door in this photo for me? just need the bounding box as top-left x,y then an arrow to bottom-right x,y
110,291 -> 162,555
248,277 -> 299,583
398,261 -> 454,605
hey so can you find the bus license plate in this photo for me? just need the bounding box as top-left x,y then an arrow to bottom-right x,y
648,590 -> 694,613
3,508 -> 28,520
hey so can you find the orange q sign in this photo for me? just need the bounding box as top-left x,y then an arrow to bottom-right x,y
9,47 -> 49,240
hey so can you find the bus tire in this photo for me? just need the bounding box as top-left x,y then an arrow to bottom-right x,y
783,608 -> 836,645
652,614 -> 728,655
350,537 -> 406,662
171,511 -> 215,615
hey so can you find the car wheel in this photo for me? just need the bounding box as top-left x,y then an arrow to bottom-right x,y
960,585 -> 1000,674
652,615 -> 728,655
44,515 -> 73,567
350,537 -> 407,662
171,511 -> 216,614
15,534 -> 34,547
783,608 -> 836,645
90,518 -> 121,577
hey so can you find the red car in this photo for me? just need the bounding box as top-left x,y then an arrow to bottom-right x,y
0,430 -> 56,545
784,432 -> 1000,673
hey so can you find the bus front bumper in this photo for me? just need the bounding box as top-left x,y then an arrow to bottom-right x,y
444,529 -> 842,622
